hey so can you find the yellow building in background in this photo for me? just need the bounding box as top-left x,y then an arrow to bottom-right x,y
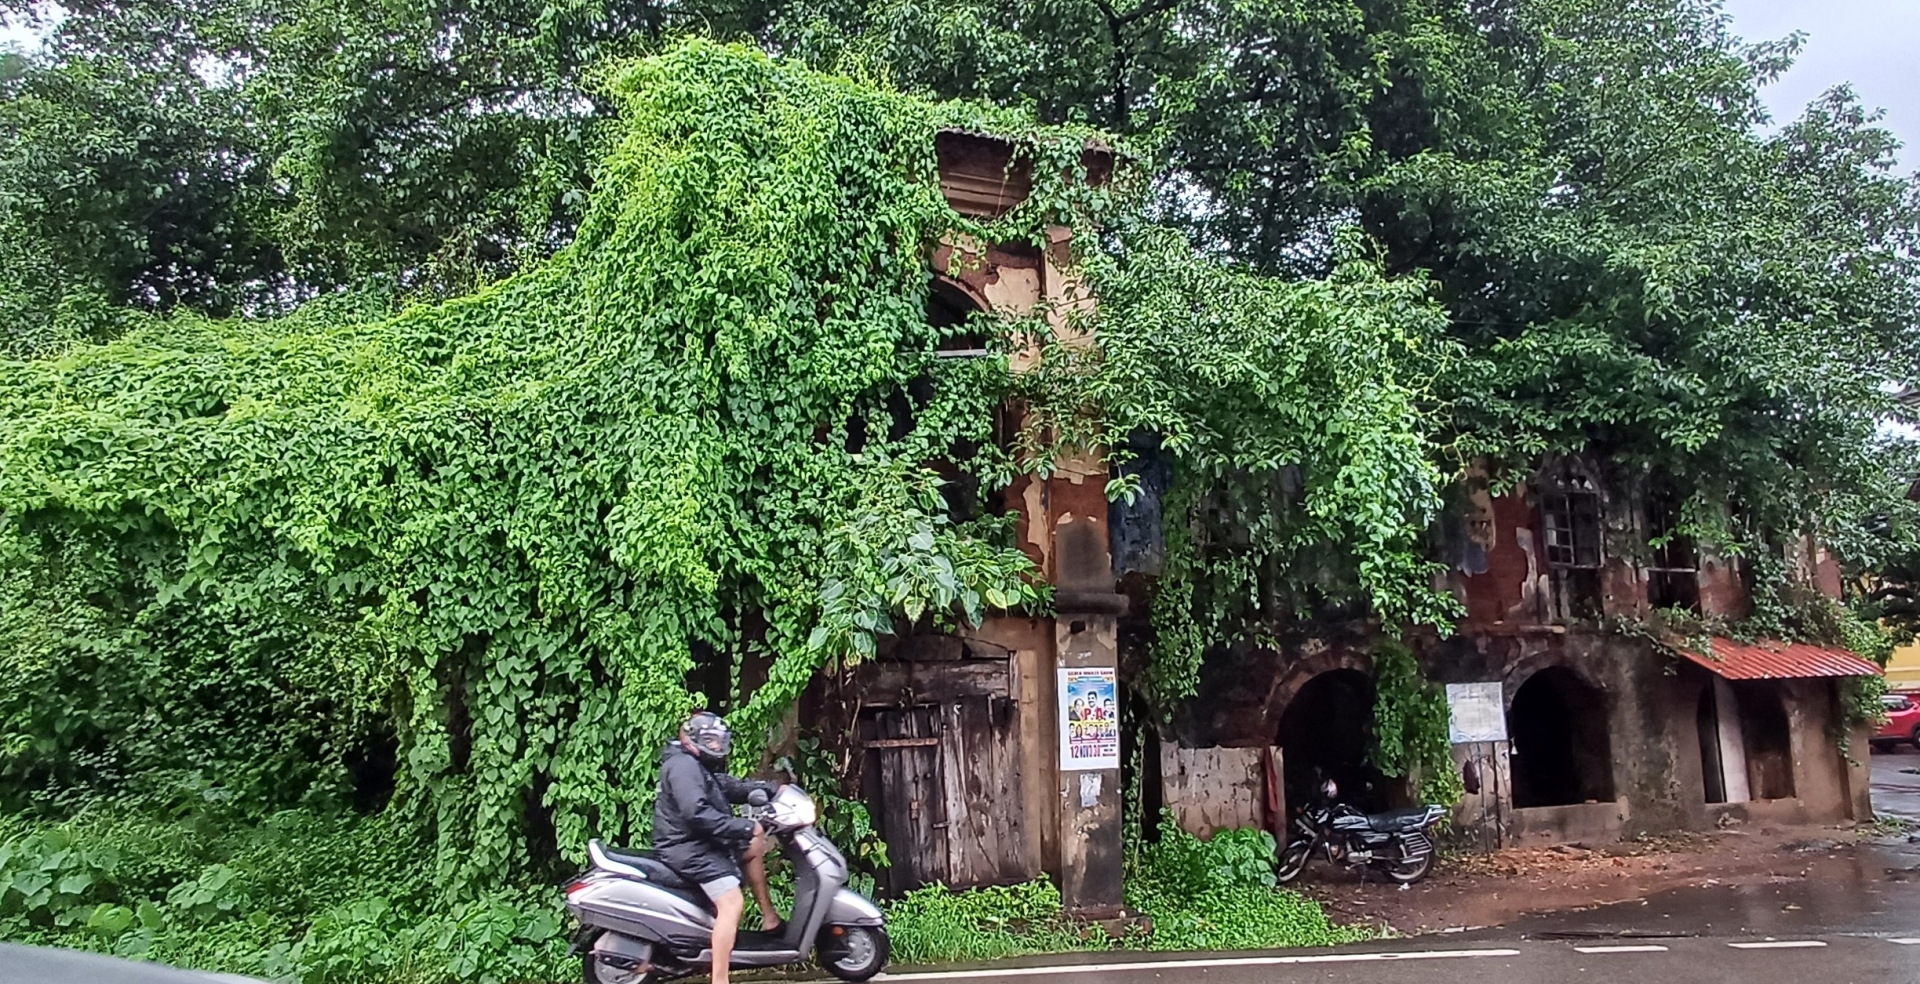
1889,641 -> 1920,692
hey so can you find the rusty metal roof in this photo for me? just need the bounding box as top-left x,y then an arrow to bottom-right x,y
1676,635 -> 1882,680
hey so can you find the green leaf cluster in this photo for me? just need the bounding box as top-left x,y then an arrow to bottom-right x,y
1123,820 -> 1371,952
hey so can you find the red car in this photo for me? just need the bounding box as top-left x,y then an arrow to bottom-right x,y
1872,692 -> 1920,752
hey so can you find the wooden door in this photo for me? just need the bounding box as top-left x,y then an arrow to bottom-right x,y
937,696 -> 1031,887
864,697 -> 1034,894
864,706 -> 949,895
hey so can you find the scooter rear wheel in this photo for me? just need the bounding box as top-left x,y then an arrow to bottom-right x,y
819,924 -> 890,982
583,953 -> 653,984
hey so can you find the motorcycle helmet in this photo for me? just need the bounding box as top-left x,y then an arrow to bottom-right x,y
683,711 -> 733,769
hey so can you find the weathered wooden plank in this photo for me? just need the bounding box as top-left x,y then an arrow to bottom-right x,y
855,659 -> 1010,707
864,737 -> 941,749
938,701 -> 975,884
992,696 -> 1035,882
871,707 -> 949,894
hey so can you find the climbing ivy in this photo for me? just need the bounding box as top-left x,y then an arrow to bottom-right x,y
1021,225 -> 1463,704
1368,641 -> 1463,807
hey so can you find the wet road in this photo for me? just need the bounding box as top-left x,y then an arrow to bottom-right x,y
869,838 -> 1920,983
868,935 -> 1920,984
1468,835 -> 1920,940
1876,746 -> 1920,822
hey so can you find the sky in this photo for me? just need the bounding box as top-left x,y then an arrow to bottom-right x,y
2,2 -> 1915,169
1721,0 -> 1918,169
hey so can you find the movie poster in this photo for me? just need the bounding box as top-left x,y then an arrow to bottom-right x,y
1058,667 -> 1121,770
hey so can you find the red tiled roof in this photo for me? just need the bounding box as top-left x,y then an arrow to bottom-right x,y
1676,635 -> 1882,680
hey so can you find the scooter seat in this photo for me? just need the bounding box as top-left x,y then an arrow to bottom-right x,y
598,846 -> 697,890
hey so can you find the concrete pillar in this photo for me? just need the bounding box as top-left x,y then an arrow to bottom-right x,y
1055,614 -> 1123,915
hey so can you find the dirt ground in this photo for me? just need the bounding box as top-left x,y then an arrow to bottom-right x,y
1293,821 -> 1915,937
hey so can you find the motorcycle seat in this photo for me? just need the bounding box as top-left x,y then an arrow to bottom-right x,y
1364,807 -> 1432,832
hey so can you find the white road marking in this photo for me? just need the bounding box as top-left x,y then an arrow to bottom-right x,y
1727,941 -> 1827,949
1572,944 -> 1669,953
1892,938 -> 1920,945
871,948 -> 1524,981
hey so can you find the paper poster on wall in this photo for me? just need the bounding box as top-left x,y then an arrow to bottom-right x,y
1446,681 -> 1508,744
1059,667 -> 1121,770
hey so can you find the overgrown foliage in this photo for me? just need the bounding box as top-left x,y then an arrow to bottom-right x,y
0,808 -> 571,984
0,40 -> 1077,895
5,0 -> 1920,977
1023,225 -> 1459,702
0,36 -> 1445,977
1123,821 -> 1370,952
888,822 -> 1366,965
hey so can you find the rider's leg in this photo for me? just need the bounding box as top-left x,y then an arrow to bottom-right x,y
743,825 -> 782,931
706,884 -> 745,984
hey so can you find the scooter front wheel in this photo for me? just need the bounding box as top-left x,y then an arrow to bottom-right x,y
819,924 -> 890,982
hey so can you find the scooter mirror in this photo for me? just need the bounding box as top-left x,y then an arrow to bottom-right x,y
748,789 -> 770,807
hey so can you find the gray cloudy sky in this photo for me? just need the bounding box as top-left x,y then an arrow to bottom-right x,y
1721,0 -> 1918,168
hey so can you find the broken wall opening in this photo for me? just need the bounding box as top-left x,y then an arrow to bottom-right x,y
1277,669 -> 1387,813
1508,666 -> 1614,808
1732,680 -> 1796,801
1697,676 -> 1750,804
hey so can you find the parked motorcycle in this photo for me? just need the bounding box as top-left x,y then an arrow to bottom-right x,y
1275,779 -> 1446,885
563,785 -> 890,983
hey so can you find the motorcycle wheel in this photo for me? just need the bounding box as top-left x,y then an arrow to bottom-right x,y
1383,846 -> 1434,884
819,924 -> 890,982
1276,839 -> 1314,884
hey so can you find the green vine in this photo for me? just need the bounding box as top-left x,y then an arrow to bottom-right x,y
1367,641 -> 1464,807
1021,226 -> 1465,709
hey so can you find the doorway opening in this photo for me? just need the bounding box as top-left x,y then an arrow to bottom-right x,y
1508,666 -> 1615,808
1697,677 -> 1795,803
1277,669 -> 1387,813
1733,681 -> 1796,800
1697,676 -> 1750,804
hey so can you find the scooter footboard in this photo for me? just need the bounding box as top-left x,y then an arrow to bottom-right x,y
824,887 -> 885,926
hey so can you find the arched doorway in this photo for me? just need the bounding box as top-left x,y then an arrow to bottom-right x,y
1508,666 -> 1614,808
1277,669 -> 1387,812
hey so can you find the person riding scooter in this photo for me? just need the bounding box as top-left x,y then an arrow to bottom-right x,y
653,711 -> 782,984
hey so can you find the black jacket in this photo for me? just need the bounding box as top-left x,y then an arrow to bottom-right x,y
652,741 -> 777,882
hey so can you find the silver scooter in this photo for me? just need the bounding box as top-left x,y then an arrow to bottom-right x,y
564,784 -> 890,983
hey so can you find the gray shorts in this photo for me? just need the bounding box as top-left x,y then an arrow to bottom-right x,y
699,875 -> 742,902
